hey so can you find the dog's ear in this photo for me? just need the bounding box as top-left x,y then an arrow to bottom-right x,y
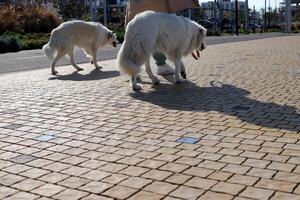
107,31 -> 113,39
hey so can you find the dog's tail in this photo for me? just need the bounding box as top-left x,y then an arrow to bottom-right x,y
117,42 -> 141,77
42,43 -> 54,60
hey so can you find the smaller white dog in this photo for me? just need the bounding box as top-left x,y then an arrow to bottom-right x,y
43,20 -> 119,75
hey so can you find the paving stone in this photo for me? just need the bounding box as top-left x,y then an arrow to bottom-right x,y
103,185 -> 137,199
170,186 -> 205,199
10,154 -> 37,164
240,187 -> 274,200
144,181 -> 178,195
211,182 -> 245,195
271,192 -> 300,200
198,191 -> 234,200
128,191 -> 164,200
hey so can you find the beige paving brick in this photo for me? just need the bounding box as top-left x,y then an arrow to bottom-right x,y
81,194 -> 114,200
255,178 -> 297,193
79,181 -> 113,194
120,177 -> 152,189
242,158 -> 270,168
267,162 -> 296,172
183,167 -> 214,177
0,174 -> 25,186
240,187 -> 274,200
211,182 -> 245,195
99,163 -> 128,173
31,183 -> 66,197
144,181 -> 178,195
198,160 -> 226,170
138,159 -> 166,168
271,192 -> 300,200
198,191 -> 234,200
128,191 -> 164,200
120,166 -> 149,176
222,164 -> 251,175
159,163 -> 189,173
142,169 -> 173,181
165,173 -> 192,185
58,177 -> 90,188
103,185 -> 138,199
53,189 -> 88,200
0,186 -> 19,199
174,156 -> 203,166
184,177 -> 218,190
221,155 -> 246,164
273,171 -> 300,183
4,191 -> 39,200
12,179 -> 45,191
38,172 -> 69,184
228,174 -> 259,186
208,171 -> 233,181
247,168 -> 276,178
170,186 -> 205,200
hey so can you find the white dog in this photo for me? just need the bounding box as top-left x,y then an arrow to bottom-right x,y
117,11 -> 207,90
43,20 -> 119,75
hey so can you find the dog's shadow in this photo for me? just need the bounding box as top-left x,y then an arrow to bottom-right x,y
130,81 -> 300,132
48,69 -> 120,81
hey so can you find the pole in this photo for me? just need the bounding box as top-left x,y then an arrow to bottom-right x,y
245,0 -> 249,33
103,0 -> 107,26
268,0 -> 271,29
89,0 -> 94,21
265,0 -> 267,31
253,6 -> 256,33
235,0 -> 239,35
285,0 -> 291,33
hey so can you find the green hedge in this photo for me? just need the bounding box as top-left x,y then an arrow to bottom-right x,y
0,32 -> 50,53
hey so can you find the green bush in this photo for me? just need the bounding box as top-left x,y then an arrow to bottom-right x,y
0,34 -> 22,53
0,32 -> 50,53
21,33 -> 50,50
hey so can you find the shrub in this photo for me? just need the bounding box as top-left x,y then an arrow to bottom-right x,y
0,32 -> 50,53
21,32 -> 50,50
0,34 -> 22,53
0,5 -> 60,34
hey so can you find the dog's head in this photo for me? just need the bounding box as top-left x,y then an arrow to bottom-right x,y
107,31 -> 119,47
192,25 -> 207,60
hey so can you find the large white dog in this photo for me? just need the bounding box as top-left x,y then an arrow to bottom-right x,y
43,20 -> 119,75
117,11 -> 207,90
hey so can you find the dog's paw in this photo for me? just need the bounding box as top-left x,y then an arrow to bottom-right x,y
152,77 -> 160,85
181,71 -> 187,79
95,66 -> 103,70
77,68 -> 84,72
51,71 -> 58,75
132,84 -> 142,91
176,78 -> 186,83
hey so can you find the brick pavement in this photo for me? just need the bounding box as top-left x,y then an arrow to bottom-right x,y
0,36 -> 299,200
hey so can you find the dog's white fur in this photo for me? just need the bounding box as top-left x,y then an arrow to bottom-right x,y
117,11 -> 207,90
43,20 -> 118,74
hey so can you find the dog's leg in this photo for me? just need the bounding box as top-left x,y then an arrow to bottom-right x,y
68,51 -> 83,72
180,61 -> 187,79
51,50 -> 65,75
91,48 -> 102,70
145,60 -> 159,85
131,76 -> 142,90
175,59 -> 186,83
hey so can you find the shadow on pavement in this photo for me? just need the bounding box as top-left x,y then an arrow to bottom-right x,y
48,69 -> 120,81
130,81 -> 300,132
